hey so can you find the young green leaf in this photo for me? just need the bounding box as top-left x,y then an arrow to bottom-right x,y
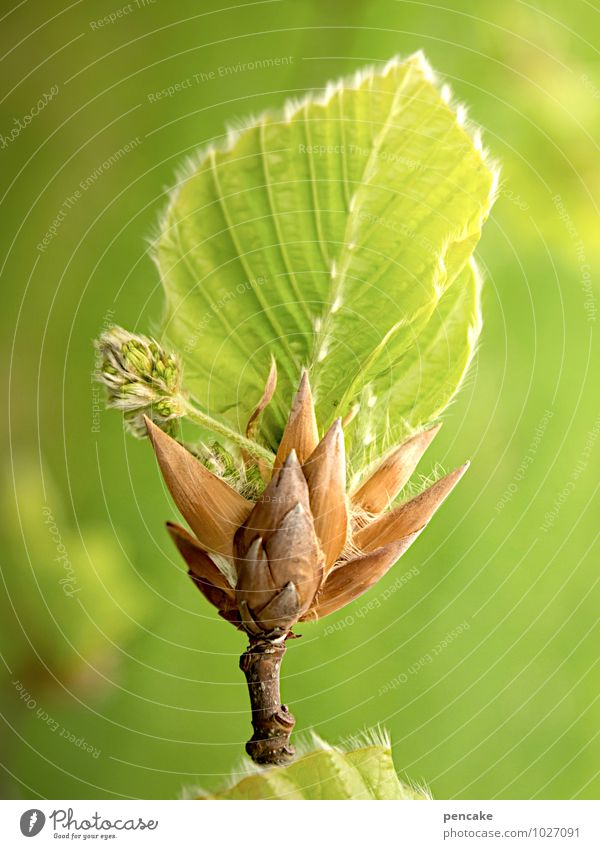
189,733 -> 429,800
154,53 -> 497,474
346,258 -> 483,475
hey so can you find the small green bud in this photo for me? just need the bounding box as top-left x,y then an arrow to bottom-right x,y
95,325 -> 186,438
122,341 -> 153,376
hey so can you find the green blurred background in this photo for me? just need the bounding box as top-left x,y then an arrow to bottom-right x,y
1,0 -> 598,800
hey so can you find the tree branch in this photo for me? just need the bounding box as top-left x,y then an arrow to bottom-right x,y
239,637 -> 296,765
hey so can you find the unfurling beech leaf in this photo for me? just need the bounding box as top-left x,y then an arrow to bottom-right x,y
154,52 -> 497,474
188,733 -> 429,800
348,258 -> 483,480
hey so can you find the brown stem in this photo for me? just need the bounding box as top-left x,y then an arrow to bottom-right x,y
239,637 -> 296,765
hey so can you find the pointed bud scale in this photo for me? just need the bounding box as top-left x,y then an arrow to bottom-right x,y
167,522 -> 235,596
236,558 -> 305,636
244,358 -> 278,482
351,424 -> 442,515
274,369 -> 319,468
255,582 -> 302,632
188,572 -> 241,626
235,503 -> 323,635
264,503 -> 323,608
307,532 -> 422,619
234,454 -> 325,635
237,599 -> 265,637
341,404 -> 359,429
235,537 -> 281,620
303,419 -> 348,570
167,523 -> 240,624
354,463 -> 469,552
245,358 -> 277,442
145,416 -> 252,557
234,450 -> 311,553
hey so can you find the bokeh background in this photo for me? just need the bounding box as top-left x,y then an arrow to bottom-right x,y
1,0 -> 598,800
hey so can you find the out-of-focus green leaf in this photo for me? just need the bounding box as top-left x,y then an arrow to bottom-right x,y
0,458 -> 141,688
191,735 -> 429,800
155,53 -> 496,472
